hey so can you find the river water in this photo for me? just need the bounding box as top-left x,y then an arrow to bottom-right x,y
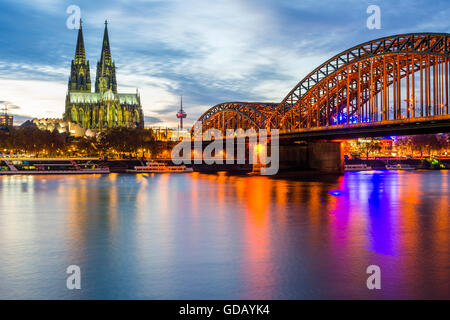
0,171 -> 448,299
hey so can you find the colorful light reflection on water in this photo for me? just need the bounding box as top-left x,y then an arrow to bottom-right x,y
0,171 -> 448,299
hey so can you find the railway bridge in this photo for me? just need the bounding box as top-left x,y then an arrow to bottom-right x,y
192,33 -> 450,173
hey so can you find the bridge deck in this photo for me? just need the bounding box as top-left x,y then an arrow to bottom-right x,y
277,114 -> 450,140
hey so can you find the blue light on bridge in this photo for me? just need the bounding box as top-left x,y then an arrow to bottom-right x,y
332,114 -> 364,124
329,190 -> 342,197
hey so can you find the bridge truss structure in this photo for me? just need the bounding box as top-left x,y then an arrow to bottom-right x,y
193,33 -> 450,135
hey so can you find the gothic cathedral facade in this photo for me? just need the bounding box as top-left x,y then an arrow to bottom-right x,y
64,21 -> 144,130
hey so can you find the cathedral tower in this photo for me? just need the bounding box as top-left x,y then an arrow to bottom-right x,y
65,21 -> 144,130
95,21 -> 117,93
68,20 -> 91,92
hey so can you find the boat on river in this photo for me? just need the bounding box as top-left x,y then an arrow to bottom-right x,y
344,164 -> 373,171
127,162 -> 193,173
0,159 -> 109,175
385,163 -> 416,170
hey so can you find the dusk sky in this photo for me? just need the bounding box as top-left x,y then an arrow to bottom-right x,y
1,0 -> 449,127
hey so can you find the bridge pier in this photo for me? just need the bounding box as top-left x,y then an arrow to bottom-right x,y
279,141 -> 343,174
185,137 -> 343,175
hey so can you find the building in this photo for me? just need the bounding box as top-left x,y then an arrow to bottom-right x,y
0,115 -> 13,127
63,20 -> 144,130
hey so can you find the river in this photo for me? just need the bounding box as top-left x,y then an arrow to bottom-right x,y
0,171 -> 448,299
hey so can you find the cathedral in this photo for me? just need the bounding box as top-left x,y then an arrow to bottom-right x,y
64,21 -> 144,130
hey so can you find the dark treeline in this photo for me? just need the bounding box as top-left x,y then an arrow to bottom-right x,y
0,126 -> 167,158
2,126 -> 448,158
0,126 -> 65,156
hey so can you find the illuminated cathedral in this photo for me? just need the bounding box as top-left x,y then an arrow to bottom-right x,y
64,20 -> 144,130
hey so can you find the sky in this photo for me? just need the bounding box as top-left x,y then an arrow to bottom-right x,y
0,0 -> 449,127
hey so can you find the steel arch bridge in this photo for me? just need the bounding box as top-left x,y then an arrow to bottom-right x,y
193,33 -> 450,135
193,102 -> 279,133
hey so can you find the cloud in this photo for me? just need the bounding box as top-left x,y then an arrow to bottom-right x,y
7,105 -> 21,110
0,78 -> 67,119
12,0 -> 62,13
144,115 -> 163,125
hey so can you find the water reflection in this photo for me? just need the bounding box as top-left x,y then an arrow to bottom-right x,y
0,171 -> 448,299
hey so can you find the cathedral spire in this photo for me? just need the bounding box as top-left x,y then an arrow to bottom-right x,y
100,20 -> 112,68
95,20 -> 117,93
74,19 -> 86,65
68,18 -> 91,92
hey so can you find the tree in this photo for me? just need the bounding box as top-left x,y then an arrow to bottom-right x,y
409,134 -> 441,157
1,126 -> 163,159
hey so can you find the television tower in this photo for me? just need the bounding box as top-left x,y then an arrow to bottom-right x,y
176,94 -> 187,129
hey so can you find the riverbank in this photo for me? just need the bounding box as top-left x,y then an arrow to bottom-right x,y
2,157 -> 449,175
345,157 -> 450,170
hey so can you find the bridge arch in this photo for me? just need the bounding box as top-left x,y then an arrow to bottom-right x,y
193,33 -> 450,133
192,102 -> 278,134
270,33 -> 450,130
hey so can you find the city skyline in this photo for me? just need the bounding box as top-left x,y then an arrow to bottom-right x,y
1,0 -> 449,127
